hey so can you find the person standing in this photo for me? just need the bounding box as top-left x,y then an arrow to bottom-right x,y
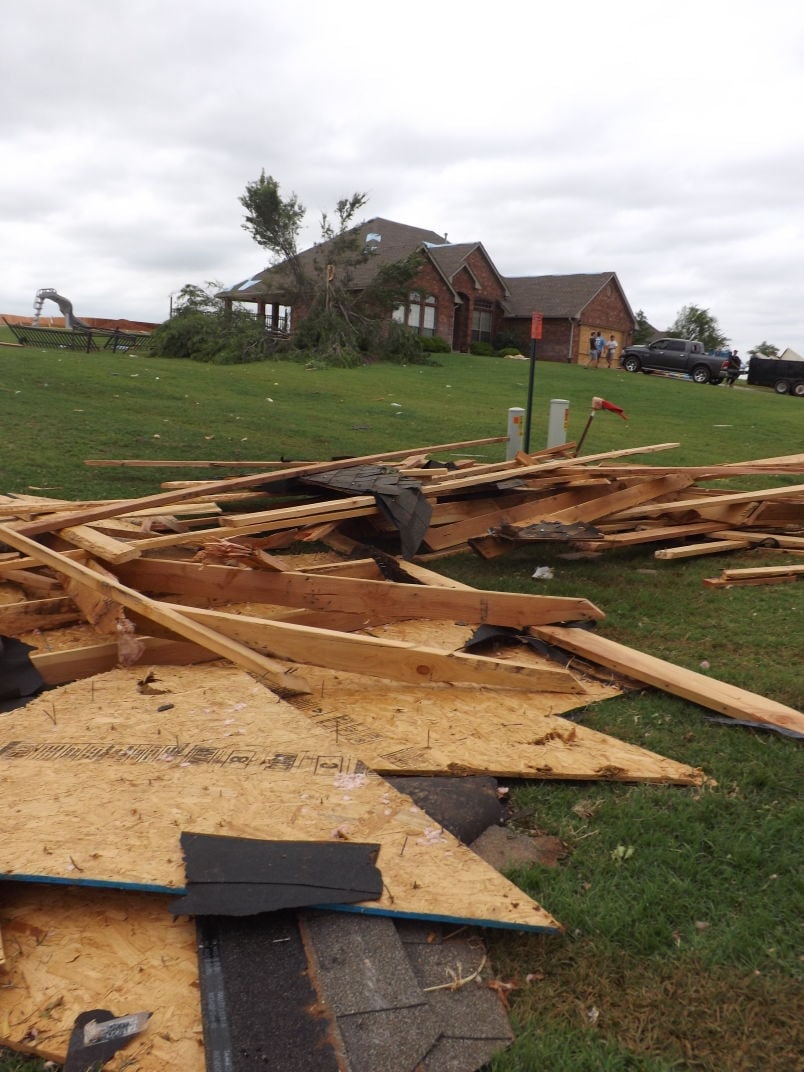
605,334 -> 619,368
725,350 -> 741,386
588,331 -> 598,366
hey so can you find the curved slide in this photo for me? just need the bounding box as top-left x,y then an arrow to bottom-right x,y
33,288 -> 92,331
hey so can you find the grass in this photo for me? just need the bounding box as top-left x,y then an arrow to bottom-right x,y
0,333 -> 802,1070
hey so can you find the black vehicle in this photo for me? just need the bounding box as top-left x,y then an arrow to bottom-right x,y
620,338 -> 728,384
747,355 -> 804,396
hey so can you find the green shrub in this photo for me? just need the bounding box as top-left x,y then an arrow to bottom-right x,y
469,340 -> 495,356
419,335 -> 452,354
497,346 -> 524,357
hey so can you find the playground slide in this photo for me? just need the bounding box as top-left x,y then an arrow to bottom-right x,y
33,288 -> 92,331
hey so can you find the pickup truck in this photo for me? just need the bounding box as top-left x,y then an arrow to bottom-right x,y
620,339 -> 728,384
747,355 -> 804,396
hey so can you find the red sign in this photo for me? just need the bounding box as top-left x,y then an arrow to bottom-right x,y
530,313 -> 543,340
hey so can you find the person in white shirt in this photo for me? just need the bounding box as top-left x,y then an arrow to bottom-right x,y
604,335 -> 618,368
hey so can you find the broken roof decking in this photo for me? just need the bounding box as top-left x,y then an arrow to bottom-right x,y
0,664 -> 561,934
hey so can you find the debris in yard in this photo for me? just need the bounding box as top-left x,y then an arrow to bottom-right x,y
0,436 -> 800,1069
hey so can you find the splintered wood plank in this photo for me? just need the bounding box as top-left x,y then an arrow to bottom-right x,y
164,604 -> 586,693
112,559 -> 604,627
532,625 -> 804,735
0,526 -> 312,695
0,885 -> 202,1069
0,664 -> 561,934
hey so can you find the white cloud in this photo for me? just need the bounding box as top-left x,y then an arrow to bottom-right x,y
1,0 -> 802,354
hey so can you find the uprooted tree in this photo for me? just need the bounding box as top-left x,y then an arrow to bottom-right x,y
239,172 -> 427,366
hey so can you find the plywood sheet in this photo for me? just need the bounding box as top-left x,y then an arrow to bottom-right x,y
0,664 -> 559,934
279,621 -> 704,785
0,883 -> 202,1069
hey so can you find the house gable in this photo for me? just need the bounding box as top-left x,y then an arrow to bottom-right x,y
501,272 -> 636,363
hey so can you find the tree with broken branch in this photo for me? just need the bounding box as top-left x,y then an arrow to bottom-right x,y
239,172 -> 426,366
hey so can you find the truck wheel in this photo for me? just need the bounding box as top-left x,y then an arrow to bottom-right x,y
623,355 -> 641,373
691,365 -> 711,384
793,382 -> 804,397
774,380 -> 791,395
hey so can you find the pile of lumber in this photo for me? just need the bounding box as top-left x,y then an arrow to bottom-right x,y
1,438 -> 802,1069
65,441 -> 803,564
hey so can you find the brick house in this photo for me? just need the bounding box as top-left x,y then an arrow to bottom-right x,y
220,217 -> 514,352
219,219 -> 633,361
501,274 -> 636,364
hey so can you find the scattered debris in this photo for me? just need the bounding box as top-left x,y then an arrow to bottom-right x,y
0,436 -> 800,1069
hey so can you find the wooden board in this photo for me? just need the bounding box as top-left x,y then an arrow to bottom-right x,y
0,527 -> 313,696
532,625 -> 804,735
0,664 -> 561,934
0,884 -> 202,1069
164,604 -> 586,693
113,558 -> 605,627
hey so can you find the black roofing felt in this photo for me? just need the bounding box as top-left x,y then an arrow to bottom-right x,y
170,833 -> 382,917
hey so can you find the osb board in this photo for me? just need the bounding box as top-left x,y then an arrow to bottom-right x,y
0,884 -> 203,1070
281,620 -> 704,785
0,664 -> 559,934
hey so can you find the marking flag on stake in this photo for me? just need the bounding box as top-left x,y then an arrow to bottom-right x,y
592,396 -> 628,420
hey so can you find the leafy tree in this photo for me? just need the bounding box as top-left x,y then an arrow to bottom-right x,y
667,305 -> 729,352
748,340 -> 780,358
632,309 -> 654,345
239,173 -> 307,288
238,173 -> 426,366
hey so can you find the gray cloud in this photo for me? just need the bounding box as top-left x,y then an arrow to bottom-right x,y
1,0 -> 802,357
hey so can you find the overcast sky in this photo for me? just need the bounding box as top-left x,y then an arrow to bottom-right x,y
3,0 -> 803,355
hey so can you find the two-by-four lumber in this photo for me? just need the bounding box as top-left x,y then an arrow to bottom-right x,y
0,525 -> 313,695
531,624 -> 804,735
717,563 -> 804,580
112,558 -> 605,627
582,522 -> 725,549
609,483 -> 804,521
385,555 -> 804,736
709,530 -> 804,550
422,482 -> 628,550
12,436 -> 507,537
501,474 -> 697,529
654,539 -> 752,560
31,637 -> 218,685
167,604 -> 586,693
0,596 -> 81,635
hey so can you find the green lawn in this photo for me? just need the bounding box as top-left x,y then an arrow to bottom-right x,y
1,336 -> 802,1071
